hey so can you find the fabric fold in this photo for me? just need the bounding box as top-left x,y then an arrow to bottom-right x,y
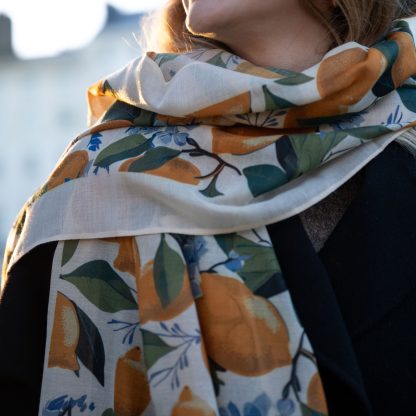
3,15 -> 416,416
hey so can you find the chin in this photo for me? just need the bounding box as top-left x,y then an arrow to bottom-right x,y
186,16 -> 218,36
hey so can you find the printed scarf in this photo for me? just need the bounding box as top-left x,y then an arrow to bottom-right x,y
3,16 -> 416,416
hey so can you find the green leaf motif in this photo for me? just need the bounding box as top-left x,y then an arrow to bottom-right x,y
101,409 -> 116,416
133,109 -> 157,127
155,53 -> 180,66
263,86 -> 295,110
274,70 -> 314,86
207,52 -> 228,68
243,164 -> 288,197
74,302 -> 106,386
343,125 -> 392,140
102,101 -> 142,123
141,329 -> 176,369
275,135 -> 299,180
301,403 -> 327,416
295,112 -> 360,128
398,85 -> 416,113
199,175 -> 224,198
289,131 -> 348,176
214,234 -> 282,293
128,147 -> 181,172
61,240 -> 79,266
372,40 -> 399,97
93,134 -> 152,169
102,80 -> 116,96
61,260 -> 137,313
154,235 -> 185,308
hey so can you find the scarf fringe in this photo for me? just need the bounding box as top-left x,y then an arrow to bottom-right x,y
395,128 -> 416,158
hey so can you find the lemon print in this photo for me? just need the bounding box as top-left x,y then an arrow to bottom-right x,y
87,80 -> 117,124
187,92 -> 251,118
85,120 -> 134,137
195,273 -> 291,376
114,347 -> 151,416
136,260 -> 194,324
284,48 -> 387,127
171,386 -> 215,416
307,372 -> 328,415
103,237 -> 141,279
46,150 -> 89,192
155,114 -> 196,125
316,48 -> 381,98
119,157 -> 201,185
212,126 -> 281,155
235,61 -> 281,79
388,31 -> 416,88
48,292 -> 80,372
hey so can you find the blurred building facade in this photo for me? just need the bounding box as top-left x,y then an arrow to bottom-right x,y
0,7 -> 144,261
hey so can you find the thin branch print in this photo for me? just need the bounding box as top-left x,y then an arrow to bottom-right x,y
148,323 -> 201,390
107,319 -> 140,345
181,137 -> 242,177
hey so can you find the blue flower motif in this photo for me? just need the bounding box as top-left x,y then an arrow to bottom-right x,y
182,236 -> 207,298
194,236 -> 208,258
87,133 -> 102,151
225,249 -> 251,272
318,130 -> 327,139
227,402 -> 242,416
42,394 -> 94,416
252,393 -> 272,415
125,126 -> 157,136
182,236 -> 208,266
219,394 -> 273,416
43,395 -> 68,415
243,403 -> 262,416
277,398 -> 295,416
153,126 -> 190,146
385,104 -> 404,126
329,112 -> 366,131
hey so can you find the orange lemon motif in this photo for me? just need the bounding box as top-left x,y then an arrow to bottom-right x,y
388,31 -> 416,88
87,80 -> 118,125
187,92 -> 251,118
235,61 -> 282,79
284,47 -> 387,127
119,156 -> 201,185
155,114 -> 197,125
114,347 -> 151,416
45,150 -> 89,192
48,292 -> 80,372
103,236 -> 141,279
136,260 -> 194,324
195,273 -> 291,376
171,386 -> 216,416
307,372 -> 328,415
212,126 -> 282,155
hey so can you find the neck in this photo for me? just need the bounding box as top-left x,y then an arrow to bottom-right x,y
216,6 -> 333,72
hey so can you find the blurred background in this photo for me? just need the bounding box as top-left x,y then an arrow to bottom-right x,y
0,0 -> 165,265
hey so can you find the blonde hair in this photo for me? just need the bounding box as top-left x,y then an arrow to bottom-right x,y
141,0 -> 416,53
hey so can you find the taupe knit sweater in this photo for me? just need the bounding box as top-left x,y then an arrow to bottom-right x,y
299,169 -> 365,252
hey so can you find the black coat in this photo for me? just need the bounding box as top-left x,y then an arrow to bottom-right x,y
1,141 -> 415,415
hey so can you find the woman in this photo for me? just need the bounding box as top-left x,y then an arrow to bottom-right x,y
1,0 -> 416,415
